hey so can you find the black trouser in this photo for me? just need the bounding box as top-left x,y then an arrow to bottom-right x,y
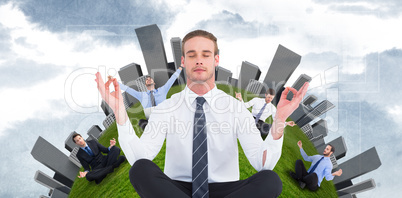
129,159 -> 282,198
139,119 -> 148,131
294,159 -> 319,191
254,117 -> 271,139
86,146 -> 121,182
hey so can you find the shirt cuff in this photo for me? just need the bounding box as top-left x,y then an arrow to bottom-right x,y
118,82 -> 128,91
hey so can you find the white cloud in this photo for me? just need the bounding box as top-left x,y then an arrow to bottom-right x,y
0,3 -> 145,136
387,105 -> 402,125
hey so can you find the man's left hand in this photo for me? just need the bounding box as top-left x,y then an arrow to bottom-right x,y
286,121 -> 296,127
110,138 -> 116,147
275,82 -> 309,122
335,169 -> 343,176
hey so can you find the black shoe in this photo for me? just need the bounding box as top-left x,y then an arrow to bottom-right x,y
289,171 -> 298,180
299,181 -> 306,189
113,156 -> 126,168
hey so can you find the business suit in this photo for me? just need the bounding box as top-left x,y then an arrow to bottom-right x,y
76,140 -> 121,183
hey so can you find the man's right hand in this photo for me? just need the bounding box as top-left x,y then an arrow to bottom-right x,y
95,72 -> 128,125
235,92 -> 243,101
297,140 -> 303,149
78,171 -> 88,178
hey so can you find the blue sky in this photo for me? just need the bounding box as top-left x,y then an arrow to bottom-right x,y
0,0 -> 401,197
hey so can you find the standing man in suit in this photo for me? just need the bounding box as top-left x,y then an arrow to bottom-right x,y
73,134 -> 126,184
290,140 -> 343,191
236,89 -> 295,138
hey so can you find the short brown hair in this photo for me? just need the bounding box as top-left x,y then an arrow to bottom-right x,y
327,144 -> 335,153
72,133 -> 82,143
182,30 -> 218,56
266,88 -> 275,96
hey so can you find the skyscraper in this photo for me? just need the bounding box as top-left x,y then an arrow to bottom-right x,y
135,24 -> 171,89
170,37 -> 186,85
303,95 -> 317,108
287,74 -> 312,100
261,44 -> 301,105
31,136 -> 79,187
215,66 -> 232,84
246,79 -> 264,96
333,147 -> 381,190
296,100 -> 335,127
238,61 -> 261,91
311,119 -> 328,138
337,179 -> 376,197
228,77 -> 238,88
101,100 -> 113,116
118,63 -> 143,87
103,113 -> 116,129
118,63 -> 144,107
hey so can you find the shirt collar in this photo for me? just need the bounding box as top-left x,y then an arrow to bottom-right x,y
147,89 -> 156,94
184,84 -> 217,107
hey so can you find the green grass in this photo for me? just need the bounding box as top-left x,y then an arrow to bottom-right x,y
69,84 -> 337,198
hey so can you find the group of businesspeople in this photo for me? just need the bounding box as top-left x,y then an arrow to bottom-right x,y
73,29 -> 342,197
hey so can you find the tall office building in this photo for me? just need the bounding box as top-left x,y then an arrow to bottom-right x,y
34,170 -> 71,195
31,137 -> 79,187
135,24 -> 170,89
215,66 -> 232,84
118,63 -> 144,107
289,104 -> 311,123
133,75 -> 148,92
118,63 -> 143,87
87,125 -> 102,139
101,100 -> 113,116
333,147 -> 381,190
337,179 -> 376,197
246,79 -> 264,96
64,131 -> 78,152
311,119 -> 328,138
238,61 -> 261,91
228,77 -> 238,88
103,113 -> 116,129
303,95 -> 317,107
296,100 -> 335,127
287,74 -> 312,100
68,147 -> 82,168
300,124 -> 314,140
170,37 -> 186,85
261,45 -> 301,105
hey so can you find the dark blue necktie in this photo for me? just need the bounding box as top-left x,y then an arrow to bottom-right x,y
85,146 -> 94,157
309,157 -> 324,174
255,103 -> 267,124
192,97 -> 209,198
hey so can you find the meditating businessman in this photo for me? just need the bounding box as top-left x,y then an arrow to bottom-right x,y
118,66 -> 183,130
96,30 -> 309,198
290,140 -> 343,191
235,89 -> 295,138
73,134 -> 126,184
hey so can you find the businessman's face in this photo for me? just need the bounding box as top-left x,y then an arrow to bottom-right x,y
73,135 -> 86,147
181,36 -> 219,86
145,76 -> 155,87
265,94 -> 274,103
323,145 -> 333,157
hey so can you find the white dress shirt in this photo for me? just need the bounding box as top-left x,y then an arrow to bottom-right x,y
243,98 -> 276,122
117,85 -> 283,183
